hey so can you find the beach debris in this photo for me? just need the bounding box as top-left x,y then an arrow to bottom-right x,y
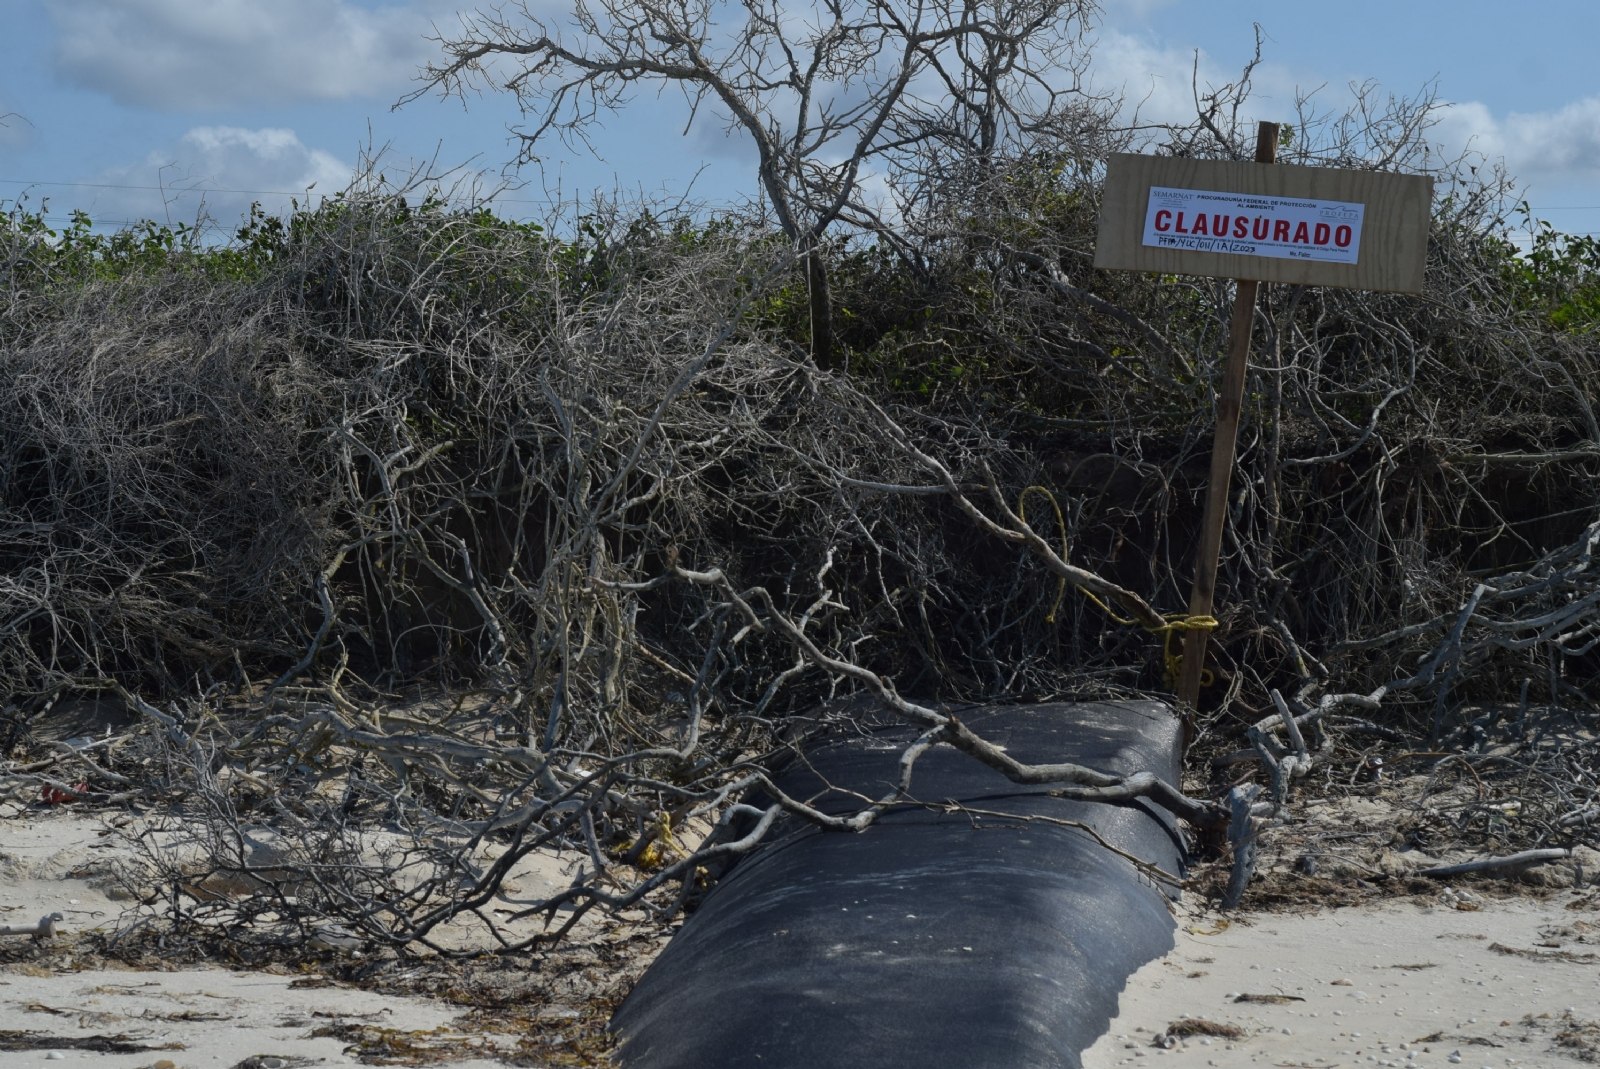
1488,941 -> 1600,963
39,781 -> 87,804
1165,1019 -> 1244,1040
1554,1011 -> 1600,1058
309,923 -> 364,951
1417,848 -> 1570,879
310,1020 -> 506,1063
0,1031 -> 183,1053
1222,783 -> 1265,910
1558,806 -> 1600,828
0,911 -> 64,941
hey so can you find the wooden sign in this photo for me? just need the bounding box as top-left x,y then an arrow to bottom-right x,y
1095,153 -> 1433,294
1087,126 -> 1436,717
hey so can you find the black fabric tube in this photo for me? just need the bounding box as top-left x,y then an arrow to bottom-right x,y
611,701 -> 1186,1069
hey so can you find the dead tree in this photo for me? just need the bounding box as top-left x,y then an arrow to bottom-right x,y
407,0 -> 1103,369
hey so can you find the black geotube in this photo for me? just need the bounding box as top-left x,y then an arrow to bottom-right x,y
611,701 -> 1187,1069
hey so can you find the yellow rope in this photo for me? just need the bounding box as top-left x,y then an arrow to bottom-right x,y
1158,616 -> 1219,691
1019,487 -> 1219,690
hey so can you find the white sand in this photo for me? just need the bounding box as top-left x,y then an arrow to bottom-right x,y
0,808 -> 635,1068
0,966 -> 506,1069
1083,893 -> 1600,1069
8,808 -> 1599,1068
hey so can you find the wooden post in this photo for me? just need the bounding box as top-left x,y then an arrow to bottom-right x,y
1176,120 -> 1280,711
806,243 -> 835,372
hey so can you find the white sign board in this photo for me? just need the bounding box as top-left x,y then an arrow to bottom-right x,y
1141,186 -> 1365,265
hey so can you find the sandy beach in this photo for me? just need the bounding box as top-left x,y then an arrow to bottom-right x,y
0,808 -> 658,1068
0,966 -> 507,1069
4,807 -> 1597,1068
1083,892 -> 1600,1069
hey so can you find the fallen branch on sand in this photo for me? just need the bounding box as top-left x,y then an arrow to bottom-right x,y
1416,849 -> 1572,879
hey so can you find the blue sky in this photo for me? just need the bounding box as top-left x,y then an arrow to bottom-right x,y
3,1 -> 1599,241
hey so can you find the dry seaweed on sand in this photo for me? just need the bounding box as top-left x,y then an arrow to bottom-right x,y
1488,941 -> 1600,963
0,1030 -> 184,1053
1165,1018 -> 1245,1039
1555,1013 -> 1600,1061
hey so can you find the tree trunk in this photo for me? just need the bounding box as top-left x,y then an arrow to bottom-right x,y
806,245 -> 835,372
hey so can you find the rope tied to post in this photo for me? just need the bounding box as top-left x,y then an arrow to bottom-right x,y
1018,485 -> 1218,689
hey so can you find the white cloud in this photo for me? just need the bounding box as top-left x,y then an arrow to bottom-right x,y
49,0 -> 447,110
1433,96 -> 1600,186
85,126 -> 352,226
1087,29 -> 1300,132
1088,30 -> 1205,126
1087,27 -> 1600,190
1114,0 -> 1182,17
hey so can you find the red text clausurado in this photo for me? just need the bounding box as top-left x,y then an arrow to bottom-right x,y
1152,211 -> 1352,248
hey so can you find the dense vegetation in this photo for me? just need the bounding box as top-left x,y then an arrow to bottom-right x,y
4,146 -> 1600,757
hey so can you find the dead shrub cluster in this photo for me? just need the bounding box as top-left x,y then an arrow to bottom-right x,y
2,64 -> 1600,946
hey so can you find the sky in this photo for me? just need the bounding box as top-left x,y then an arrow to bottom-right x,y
3,0 -> 1599,243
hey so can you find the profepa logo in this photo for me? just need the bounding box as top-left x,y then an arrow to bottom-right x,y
1319,205 -> 1360,221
